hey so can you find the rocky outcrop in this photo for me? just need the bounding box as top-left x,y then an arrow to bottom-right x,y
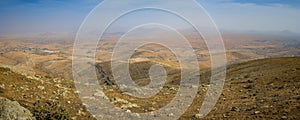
0,97 -> 35,120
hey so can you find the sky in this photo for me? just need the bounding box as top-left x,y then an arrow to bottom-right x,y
0,0 -> 299,34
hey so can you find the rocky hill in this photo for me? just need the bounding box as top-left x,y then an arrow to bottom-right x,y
183,57 -> 300,119
0,57 -> 299,119
0,67 -> 94,119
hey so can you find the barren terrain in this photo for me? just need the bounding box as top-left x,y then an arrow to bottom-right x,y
0,57 -> 299,119
0,33 -> 299,80
0,33 -> 299,119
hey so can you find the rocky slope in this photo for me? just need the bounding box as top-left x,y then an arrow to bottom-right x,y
182,57 -> 300,119
0,67 -> 94,119
0,57 -> 299,119
92,57 -> 300,119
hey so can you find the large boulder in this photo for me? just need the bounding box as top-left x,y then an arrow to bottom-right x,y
0,97 -> 35,120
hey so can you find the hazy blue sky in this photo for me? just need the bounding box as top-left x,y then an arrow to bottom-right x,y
0,0 -> 299,34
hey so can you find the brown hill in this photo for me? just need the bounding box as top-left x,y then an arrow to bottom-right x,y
94,57 -> 300,119
0,57 -> 299,119
182,57 -> 300,119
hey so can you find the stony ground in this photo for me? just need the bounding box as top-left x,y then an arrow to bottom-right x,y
0,67 -> 95,119
182,57 -> 300,119
0,57 -> 299,119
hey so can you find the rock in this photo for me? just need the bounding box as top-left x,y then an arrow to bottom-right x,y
296,96 -> 300,101
201,84 -> 210,87
37,85 -> 45,90
168,113 -> 174,117
77,109 -> 86,116
243,83 -> 255,89
149,107 -> 156,111
241,96 -> 247,99
0,87 -> 4,94
93,90 -> 109,99
131,113 -> 140,118
230,107 -> 240,112
120,103 -> 138,109
0,97 -> 35,120
125,109 -> 131,113
254,111 -> 260,114
2,72 -> 10,76
0,84 -> 5,89
223,113 -> 230,118
247,79 -> 253,83
191,85 -> 198,88
112,97 -> 129,104
169,87 -> 176,91
112,97 -> 139,109
194,113 -> 203,119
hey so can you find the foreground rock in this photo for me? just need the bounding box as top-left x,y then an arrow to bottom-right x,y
0,97 -> 35,120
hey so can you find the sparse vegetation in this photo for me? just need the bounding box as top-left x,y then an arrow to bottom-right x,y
31,100 -> 71,120
0,66 -> 94,119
